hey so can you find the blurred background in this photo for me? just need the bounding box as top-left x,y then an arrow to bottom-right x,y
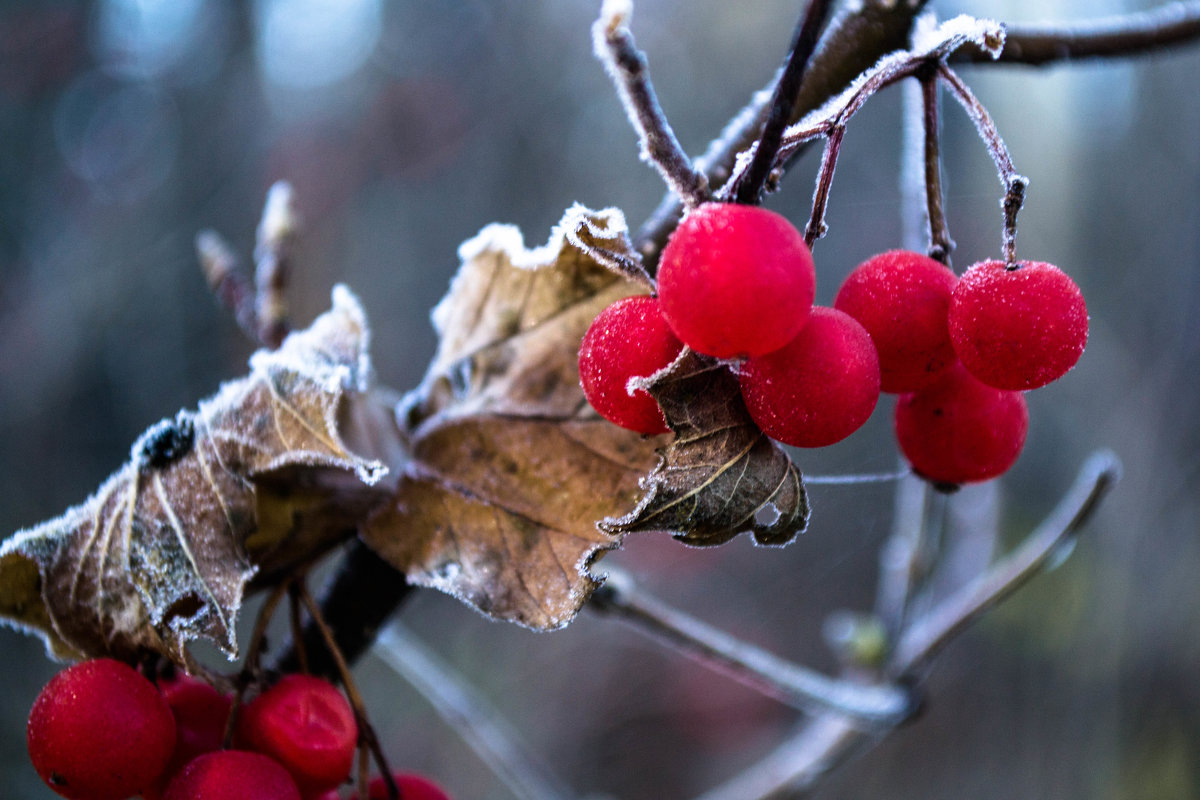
2,0 -> 1199,797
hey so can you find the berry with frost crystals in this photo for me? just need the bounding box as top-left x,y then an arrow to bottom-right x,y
834,249 -> 958,393
739,307 -> 880,448
657,202 -> 815,359
235,674 -> 358,795
948,259 -> 1088,390
162,750 -> 301,800
894,362 -> 1029,485
579,295 -> 683,435
26,658 -> 176,800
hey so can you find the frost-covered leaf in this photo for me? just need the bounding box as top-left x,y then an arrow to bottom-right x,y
0,287 -> 400,663
602,349 -> 809,546
363,205 -> 660,630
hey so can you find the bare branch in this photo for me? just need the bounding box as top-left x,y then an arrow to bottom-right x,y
959,1 -> 1200,66
589,571 -> 915,726
196,230 -> 258,342
253,181 -> 298,349
593,0 -> 709,208
373,624 -> 577,800
732,0 -> 835,205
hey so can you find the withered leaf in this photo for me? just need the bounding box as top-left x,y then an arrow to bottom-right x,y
601,349 -> 809,546
0,286 -> 399,663
363,205 -> 661,630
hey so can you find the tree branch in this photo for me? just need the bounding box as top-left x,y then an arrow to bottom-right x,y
959,1 -> 1200,66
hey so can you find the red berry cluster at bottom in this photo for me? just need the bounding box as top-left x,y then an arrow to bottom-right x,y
26,659 -> 452,800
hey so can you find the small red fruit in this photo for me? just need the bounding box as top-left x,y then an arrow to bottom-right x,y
739,306 -> 880,448
235,674 -> 358,795
348,771 -> 454,800
579,295 -> 683,435
894,362 -> 1029,485
144,674 -> 235,798
27,658 -> 176,800
948,259 -> 1088,390
162,750 -> 301,800
657,202 -> 816,359
834,249 -> 958,392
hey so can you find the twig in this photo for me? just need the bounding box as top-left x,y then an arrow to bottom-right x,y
804,469 -> 911,486
732,0 -> 835,205
874,472 -> 931,639
196,230 -> 257,342
889,449 -> 1121,675
920,71 -> 954,263
589,571 -> 915,726
223,580 -> 290,748
691,451 -> 1120,799
937,64 -> 1028,264
593,0 -> 709,208
958,0 -> 1200,66
373,624 -> 576,800
803,125 -> 845,247
253,181 -> 297,349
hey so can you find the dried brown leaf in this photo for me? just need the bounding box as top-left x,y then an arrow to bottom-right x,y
601,349 -> 809,546
363,205 -> 661,630
0,287 -> 399,662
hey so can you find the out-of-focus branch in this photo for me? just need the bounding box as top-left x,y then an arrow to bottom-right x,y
958,1 -> 1200,66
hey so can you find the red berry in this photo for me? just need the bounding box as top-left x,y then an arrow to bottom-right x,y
894,362 -> 1029,485
26,658 -> 176,800
579,295 -> 683,435
739,307 -> 880,448
834,249 -> 958,393
657,202 -> 816,359
348,771 -> 453,800
162,750 -> 301,800
948,259 -> 1088,390
144,674 -> 234,798
235,674 -> 358,795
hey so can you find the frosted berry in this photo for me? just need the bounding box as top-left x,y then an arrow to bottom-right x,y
948,259 -> 1088,390
27,658 -> 176,800
739,306 -> 880,448
894,362 -> 1029,485
657,202 -> 815,359
235,674 -> 358,795
143,674 -> 234,798
348,771 -> 454,800
579,294 -> 683,435
834,249 -> 958,393
162,750 -> 301,800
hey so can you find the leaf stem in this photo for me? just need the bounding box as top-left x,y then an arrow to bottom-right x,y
732,0 -> 835,205
589,571 -> 915,726
593,0 -> 709,208
373,624 -> 577,800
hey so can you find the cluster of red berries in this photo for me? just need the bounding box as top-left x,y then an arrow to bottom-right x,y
579,202 -> 1087,485
26,658 -> 451,800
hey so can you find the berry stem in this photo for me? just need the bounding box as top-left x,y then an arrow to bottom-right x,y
225,580 -> 291,748
919,71 -> 955,265
593,1 -> 710,209
936,64 -> 1028,264
956,0 -> 1200,66
732,0 -> 835,205
590,570 -> 915,725
804,124 -> 845,247
286,582 -> 310,675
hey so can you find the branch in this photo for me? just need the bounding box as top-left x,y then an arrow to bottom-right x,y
589,571 -> 915,726
731,0 -> 835,205
593,0 -> 709,208
959,1 -> 1200,66
373,624 -> 577,800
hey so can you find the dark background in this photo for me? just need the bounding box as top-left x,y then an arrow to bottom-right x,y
2,1 -> 1199,797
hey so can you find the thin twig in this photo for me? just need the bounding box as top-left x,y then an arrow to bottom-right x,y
958,0 -> 1200,66
593,0 -> 709,208
804,125 -> 845,247
889,450 -> 1121,675
804,469 -> 911,486
373,624 -> 576,800
589,571 -> 915,726
732,0 -> 835,204
874,471 -> 930,640
253,181 -> 297,349
296,582 -> 398,800
196,230 -> 258,342
937,64 -> 1028,264
223,580 -> 291,748
920,71 -> 954,264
